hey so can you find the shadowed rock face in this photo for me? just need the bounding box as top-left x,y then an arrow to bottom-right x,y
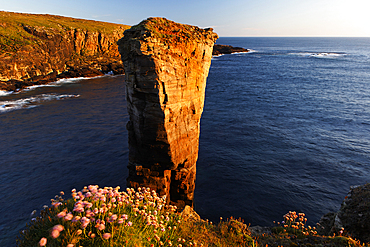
117,17 -> 218,209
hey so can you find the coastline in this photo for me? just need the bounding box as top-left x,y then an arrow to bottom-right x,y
0,62 -> 125,92
0,11 -> 129,92
2,13 -> 370,246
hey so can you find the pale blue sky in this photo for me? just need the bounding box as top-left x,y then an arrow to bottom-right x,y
1,0 -> 369,37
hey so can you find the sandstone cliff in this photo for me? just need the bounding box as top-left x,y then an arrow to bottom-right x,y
118,17 -> 218,209
0,11 -> 130,91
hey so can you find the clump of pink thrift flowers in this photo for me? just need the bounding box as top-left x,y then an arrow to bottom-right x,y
17,185 -> 188,247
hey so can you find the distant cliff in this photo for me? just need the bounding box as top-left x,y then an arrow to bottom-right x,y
212,44 -> 250,56
0,11 -> 130,91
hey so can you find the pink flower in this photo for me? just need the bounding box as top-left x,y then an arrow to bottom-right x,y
52,202 -> 62,208
88,185 -> 98,193
121,214 -> 128,220
72,216 -> 81,223
108,214 -> 118,223
51,229 -> 60,238
57,211 -> 66,218
64,213 -> 73,221
39,237 -> 47,246
81,217 -> 90,228
73,204 -> 84,213
53,224 -> 64,232
102,233 -> 111,239
51,224 -> 64,238
118,218 -> 124,224
98,223 -> 105,230
127,221 -> 133,227
85,210 -> 93,218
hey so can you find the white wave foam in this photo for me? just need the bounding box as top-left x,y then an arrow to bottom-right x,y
213,49 -> 256,59
0,94 -> 80,113
212,54 -> 224,58
289,52 -> 347,58
0,90 -> 14,97
310,52 -> 345,58
24,77 -> 90,91
52,77 -> 91,85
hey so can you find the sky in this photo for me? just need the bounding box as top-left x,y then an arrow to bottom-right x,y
1,0 -> 370,37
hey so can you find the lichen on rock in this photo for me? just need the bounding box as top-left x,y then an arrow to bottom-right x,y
117,17 -> 218,210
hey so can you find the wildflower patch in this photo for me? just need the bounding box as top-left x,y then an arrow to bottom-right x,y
17,185 -> 194,247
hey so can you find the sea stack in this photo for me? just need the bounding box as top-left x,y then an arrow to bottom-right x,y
117,17 -> 218,209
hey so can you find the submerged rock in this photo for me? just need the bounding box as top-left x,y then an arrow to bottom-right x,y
118,17 -> 218,210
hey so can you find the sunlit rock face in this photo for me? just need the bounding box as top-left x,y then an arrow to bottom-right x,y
117,17 -> 218,209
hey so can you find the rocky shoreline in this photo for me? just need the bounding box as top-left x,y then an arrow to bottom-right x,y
0,59 -> 125,92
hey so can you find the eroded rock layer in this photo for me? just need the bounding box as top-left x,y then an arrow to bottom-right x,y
118,17 -> 218,209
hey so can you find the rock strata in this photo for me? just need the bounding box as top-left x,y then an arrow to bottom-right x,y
118,17 -> 218,209
0,11 -> 129,91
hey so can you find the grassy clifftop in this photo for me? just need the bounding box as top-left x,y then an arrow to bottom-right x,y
0,11 -> 130,90
0,11 -> 129,53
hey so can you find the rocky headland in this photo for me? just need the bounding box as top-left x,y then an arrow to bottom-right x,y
0,11 -> 130,91
212,44 -> 250,56
117,17 -> 218,210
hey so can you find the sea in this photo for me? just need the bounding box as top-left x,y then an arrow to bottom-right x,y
1,37 -> 370,245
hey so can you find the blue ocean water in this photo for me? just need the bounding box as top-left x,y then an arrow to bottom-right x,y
1,38 -> 370,245
195,37 -> 370,226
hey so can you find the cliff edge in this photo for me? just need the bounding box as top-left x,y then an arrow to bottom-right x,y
0,11 -> 130,91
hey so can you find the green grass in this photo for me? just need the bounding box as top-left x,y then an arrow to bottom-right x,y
0,11 -> 130,53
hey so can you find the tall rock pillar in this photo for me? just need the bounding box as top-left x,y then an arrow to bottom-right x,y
117,17 -> 218,209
